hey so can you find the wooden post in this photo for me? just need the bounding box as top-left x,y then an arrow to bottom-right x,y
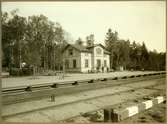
104,109 -> 110,122
51,94 -> 55,102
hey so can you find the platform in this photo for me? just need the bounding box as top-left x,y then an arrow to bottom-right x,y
2,71 -> 163,88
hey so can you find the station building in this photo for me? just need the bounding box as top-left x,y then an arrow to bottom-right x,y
62,44 -> 111,73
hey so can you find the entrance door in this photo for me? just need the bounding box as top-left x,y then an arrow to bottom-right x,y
97,59 -> 101,68
73,59 -> 77,68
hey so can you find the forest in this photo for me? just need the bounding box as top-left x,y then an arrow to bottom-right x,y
2,10 -> 166,75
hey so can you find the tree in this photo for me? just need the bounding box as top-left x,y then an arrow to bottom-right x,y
118,40 -> 131,70
2,10 -> 165,75
140,42 -> 149,69
25,15 -> 47,69
54,23 -> 66,71
24,14 -> 61,74
2,10 -> 27,69
105,28 -> 119,69
105,29 -> 118,45
2,12 -> 10,68
2,10 -> 67,74
147,50 -> 165,71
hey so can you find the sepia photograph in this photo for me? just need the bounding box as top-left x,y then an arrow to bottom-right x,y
1,1 -> 166,123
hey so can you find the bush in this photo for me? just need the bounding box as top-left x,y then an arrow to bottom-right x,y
41,70 -> 56,76
9,67 -> 33,76
22,67 -> 33,75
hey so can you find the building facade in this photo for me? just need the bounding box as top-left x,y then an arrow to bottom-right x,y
63,44 -> 110,73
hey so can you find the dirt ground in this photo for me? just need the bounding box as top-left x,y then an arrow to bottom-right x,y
61,82 -> 166,123
3,78 -> 165,122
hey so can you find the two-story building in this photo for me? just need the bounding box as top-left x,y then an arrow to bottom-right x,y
62,44 -> 110,73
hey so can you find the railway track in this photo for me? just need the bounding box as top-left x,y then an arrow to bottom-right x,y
2,77 -> 165,122
2,72 -> 166,105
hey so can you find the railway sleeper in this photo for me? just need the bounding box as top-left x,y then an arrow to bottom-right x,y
72,81 -> 78,85
161,72 -> 166,74
88,80 -> 94,83
51,83 -> 57,88
25,86 -> 32,92
101,78 -> 107,81
129,75 -> 135,78
121,76 -> 127,79
112,77 -> 118,80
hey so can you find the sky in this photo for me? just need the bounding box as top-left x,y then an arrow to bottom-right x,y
2,1 -> 166,52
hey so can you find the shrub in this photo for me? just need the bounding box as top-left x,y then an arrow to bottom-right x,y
9,67 -> 33,76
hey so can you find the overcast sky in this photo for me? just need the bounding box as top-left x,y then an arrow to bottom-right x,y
2,1 -> 166,52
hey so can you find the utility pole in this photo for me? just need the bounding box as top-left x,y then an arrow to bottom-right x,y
53,45 -> 55,71
62,58 -> 65,79
19,40 -> 22,69
62,41 -> 66,79
110,50 -> 113,70
19,46 -> 22,69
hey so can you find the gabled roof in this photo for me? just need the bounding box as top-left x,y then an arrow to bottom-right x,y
87,44 -> 111,54
86,44 -> 103,49
62,43 -> 111,54
62,44 -> 91,53
104,50 -> 111,54
71,44 -> 92,52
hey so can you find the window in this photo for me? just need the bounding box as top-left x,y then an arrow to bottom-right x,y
68,49 -> 73,56
65,59 -> 69,69
96,48 -> 102,55
104,60 -> 107,67
73,59 -> 77,68
104,54 -> 107,57
97,59 -> 101,67
85,53 -> 89,56
85,59 -> 89,68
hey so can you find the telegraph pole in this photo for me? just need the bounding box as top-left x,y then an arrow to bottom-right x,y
62,58 -> 65,79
